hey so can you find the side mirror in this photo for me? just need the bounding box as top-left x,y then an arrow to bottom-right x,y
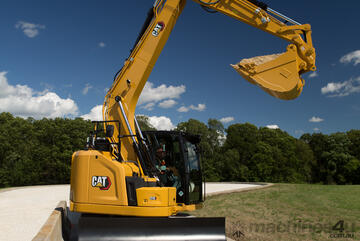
106,125 -> 114,138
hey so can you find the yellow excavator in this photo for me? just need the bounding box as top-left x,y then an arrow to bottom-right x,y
68,0 -> 316,240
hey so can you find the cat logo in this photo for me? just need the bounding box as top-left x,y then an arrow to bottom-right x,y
152,22 -> 165,37
91,176 -> 111,190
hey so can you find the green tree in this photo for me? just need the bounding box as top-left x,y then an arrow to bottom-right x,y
208,118 -> 225,148
225,123 -> 259,165
176,119 -> 223,181
347,130 -> 360,160
301,133 -> 329,183
136,115 -> 157,131
1,111 -> 359,187
347,130 -> 360,183
0,113 -> 92,187
301,132 -> 360,184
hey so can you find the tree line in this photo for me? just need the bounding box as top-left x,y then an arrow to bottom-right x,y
176,119 -> 360,184
0,112 -> 359,187
0,112 -> 92,187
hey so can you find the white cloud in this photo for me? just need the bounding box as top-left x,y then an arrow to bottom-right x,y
266,125 -> 279,129
99,42 -> 106,48
15,21 -> 45,38
138,82 -> 185,105
158,99 -> 177,108
218,132 -> 226,146
321,77 -> 360,97
141,102 -> 155,111
81,105 -> 102,121
147,116 -> 175,130
313,128 -> 320,132
177,106 -> 189,112
0,71 -> 78,118
189,104 -> 206,111
309,116 -> 324,123
177,104 -> 206,112
220,116 -> 234,124
82,83 -> 93,95
340,50 -> 360,65
308,71 -> 318,78
81,108 -> 174,131
137,82 -> 208,112
321,82 -> 346,94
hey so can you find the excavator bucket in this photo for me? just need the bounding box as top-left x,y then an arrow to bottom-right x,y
231,44 -> 305,100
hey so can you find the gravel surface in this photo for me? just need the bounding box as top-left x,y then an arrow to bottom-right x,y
0,183 -> 262,241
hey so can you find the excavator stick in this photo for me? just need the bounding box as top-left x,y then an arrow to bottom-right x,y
66,212 -> 226,241
232,44 -> 307,100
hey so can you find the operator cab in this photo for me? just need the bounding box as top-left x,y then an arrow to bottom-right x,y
85,122 -> 203,206
142,131 -> 203,205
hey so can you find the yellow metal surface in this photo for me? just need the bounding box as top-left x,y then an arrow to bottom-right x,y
70,200 -> 196,217
70,201 -> 178,217
70,150 -> 181,216
232,44 -> 305,100
103,0 -> 186,173
143,177 -> 158,183
136,187 -> 176,207
70,150 -> 129,206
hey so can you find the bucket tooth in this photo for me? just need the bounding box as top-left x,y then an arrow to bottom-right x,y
232,44 -> 305,100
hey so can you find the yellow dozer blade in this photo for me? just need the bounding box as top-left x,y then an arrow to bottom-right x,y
232,44 -> 306,100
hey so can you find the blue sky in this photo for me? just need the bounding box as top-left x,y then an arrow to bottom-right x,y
0,0 -> 359,137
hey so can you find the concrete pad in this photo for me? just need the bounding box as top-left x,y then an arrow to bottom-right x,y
0,185 -> 69,241
0,183 -> 264,241
205,182 -> 261,194
205,182 -> 272,196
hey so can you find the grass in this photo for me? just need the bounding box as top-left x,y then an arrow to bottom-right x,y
190,184 -> 360,241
